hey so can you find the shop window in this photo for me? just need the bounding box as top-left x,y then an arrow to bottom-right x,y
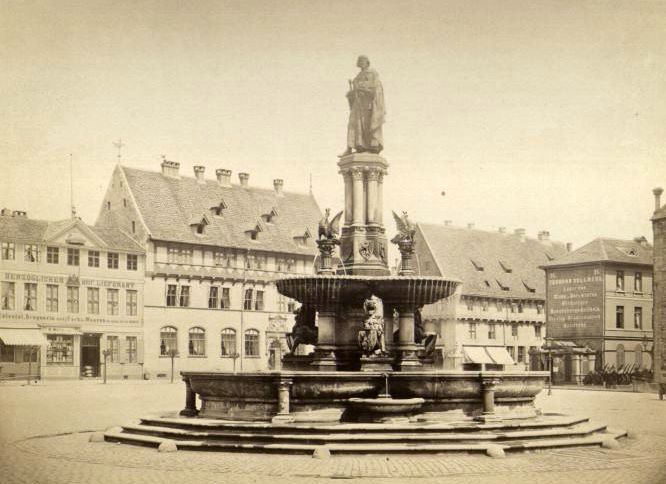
24,244 -> 40,262
126,336 -> 138,363
221,328 -> 237,356
616,306 -> 624,329
46,284 -> 59,312
616,271 -> 625,291
127,254 -> 138,271
254,290 -> 265,311
24,283 -> 37,311
67,286 -> 79,313
107,288 -> 119,315
87,287 -> 100,314
634,272 -> 642,292
88,250 -> 100,267
517,346 -> 525,363
47,246 -> 59,264
1,282 -> 15,310
160,326 -> 178,356
46,335 -> 73,364
244,289 -> 253,310
616,344 -> 625,367
1,242 -> 15,260
67,248 -> 80,266
244,329 -> 260,357
468,323 -> 477,340
188,327 -> 206,356
0,343 -> 14,362
107,336 -> 120,363
23,347 -> 38,363
634,307 -> 643,329
107,252 -> 119,269
208,286 -> 219,309
220,288 -> 231,309
126,290 -> 137,316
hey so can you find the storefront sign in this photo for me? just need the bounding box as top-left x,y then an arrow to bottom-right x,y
547,267 -> 603,338
0,312 -> 138,326
3,272 -> 138,289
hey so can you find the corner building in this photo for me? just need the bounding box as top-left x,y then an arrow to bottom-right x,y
95,161 -> 321,377
0,211 -> 145,380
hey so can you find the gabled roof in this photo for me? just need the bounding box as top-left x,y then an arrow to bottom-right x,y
417,223 -> 568,299
542,237 -> 653,268
119,166 -> 321,256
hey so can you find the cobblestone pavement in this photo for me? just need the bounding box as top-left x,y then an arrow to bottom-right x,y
2,381 -> 666,483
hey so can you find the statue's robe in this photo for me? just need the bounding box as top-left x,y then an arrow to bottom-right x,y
347,68 -> 385,153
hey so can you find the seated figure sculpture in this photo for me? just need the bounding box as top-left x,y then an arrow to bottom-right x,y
358,298 -> 387,357
287,305 -> 317,355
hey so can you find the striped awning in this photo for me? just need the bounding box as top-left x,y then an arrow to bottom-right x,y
0,328 -> 47,346
486,346 -> 515,365
463,346 -> 494,365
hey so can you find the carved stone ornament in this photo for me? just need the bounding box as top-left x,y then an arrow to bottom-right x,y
359,240 -> 373,260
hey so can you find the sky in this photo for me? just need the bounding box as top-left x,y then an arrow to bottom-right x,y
1,0 -> 665,249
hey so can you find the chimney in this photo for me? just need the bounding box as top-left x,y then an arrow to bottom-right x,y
12,210 -> 27,217
498,227 -> 506,234
273,178 -> 284,196
161,159 -> 180,178
653,187 -> 664,212
193,165 -> 205,184
514,228 -> 526,241
238,172 -> 250,188
444,220 -> 452,226
0,208 -> 10,216
216,169 -> 232,187
538,230 -> 550,241
467,223 -> 475,229
566,242 -> 573,252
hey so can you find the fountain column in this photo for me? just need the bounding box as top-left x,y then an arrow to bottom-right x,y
366,169 -> 379,224
396,306 -> 422,371
311,310 -> 338,371
352,168 -> 365,225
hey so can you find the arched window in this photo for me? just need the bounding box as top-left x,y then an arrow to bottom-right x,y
244,329 -> 260,357
635,343 -> 644,368
616,344 -> 625,367
221,328 -> 237,356
160,326 -> 178,356
188,327 -> 206,356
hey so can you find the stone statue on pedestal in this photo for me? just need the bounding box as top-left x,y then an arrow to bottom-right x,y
358,298 -> 387,357
341,55 -> 385,156
287,305 -> 317,355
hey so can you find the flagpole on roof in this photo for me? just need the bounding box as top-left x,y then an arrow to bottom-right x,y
69,153 -> 77,219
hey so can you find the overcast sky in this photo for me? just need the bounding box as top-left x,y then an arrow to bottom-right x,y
1,0 -> 665,248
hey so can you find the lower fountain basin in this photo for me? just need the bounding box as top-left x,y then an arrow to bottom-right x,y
348,396 -> 425,414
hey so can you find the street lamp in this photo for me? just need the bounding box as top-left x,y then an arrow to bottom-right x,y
231,352 -> 240,373
167,349 -> 179,383
102,349 -> 112,384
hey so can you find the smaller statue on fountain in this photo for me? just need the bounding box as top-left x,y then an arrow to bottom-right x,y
390,211 -> 416,244
318,208 -> 344,241
358,298 -> 387,357
287,305 -> 318,355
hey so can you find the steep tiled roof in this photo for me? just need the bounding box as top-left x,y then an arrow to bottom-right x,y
121,167 -> 321,256
417,223 -> 568,299
542,238 -> 653,268
90,227 -> 144,252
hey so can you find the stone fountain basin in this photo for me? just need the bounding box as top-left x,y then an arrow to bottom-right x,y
348,396 -> 425,415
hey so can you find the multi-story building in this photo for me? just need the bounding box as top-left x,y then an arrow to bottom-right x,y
0,210 -> 145,380
95,160 -> 321,377
652,188 -> 666,396
416,223 -> 567,370
542,237 -> 654,377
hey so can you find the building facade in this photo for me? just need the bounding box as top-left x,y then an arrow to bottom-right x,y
0,211 -> 145,380
416,223 -> 567,371
542,237 -> 654,377
95,160 -> 321,378
651,188 -> 665,392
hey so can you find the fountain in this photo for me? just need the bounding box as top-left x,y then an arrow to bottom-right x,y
104,56 -> 626,455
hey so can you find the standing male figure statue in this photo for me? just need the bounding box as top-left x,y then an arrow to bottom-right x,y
341,55 -> 385,156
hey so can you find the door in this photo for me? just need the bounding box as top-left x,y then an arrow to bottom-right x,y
268,340 -> 282,371
80,334 -> 101,377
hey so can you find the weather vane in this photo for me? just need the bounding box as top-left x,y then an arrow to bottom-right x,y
113,138 -> 125,164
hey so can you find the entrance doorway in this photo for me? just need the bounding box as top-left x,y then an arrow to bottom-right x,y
80,333 -> 100,377
268,340 -> 282,370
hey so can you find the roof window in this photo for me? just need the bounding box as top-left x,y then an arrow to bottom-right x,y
498,260 -> 512,273
470,259 -> 484,271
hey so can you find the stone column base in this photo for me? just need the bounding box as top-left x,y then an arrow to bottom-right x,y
359,356 -> 393,372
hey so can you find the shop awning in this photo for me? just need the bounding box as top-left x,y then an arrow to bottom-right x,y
463,346 -> 494,365
486,346 -> 515,365
0,328 -> 47,346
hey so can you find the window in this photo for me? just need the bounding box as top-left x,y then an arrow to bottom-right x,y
507,346 -> 516,361
220,288 -> 230,309
24,283 -> 37,311
208,286 -> 219,309
67,248 -> 79,266
107,289 -> 119,315
616,305 -> 624,329
127,254 -> 138,271
107,252 -> 119,269
160,326 -> 178,356
46,335 -> 73,364
616,271 -> 625,291
277,294 -> 286,312
189,327 -> 206,356
616,344 -> 625,367
126,336 -> 138,363
481,300 -> 488,312
287,299 -> 296,313
254,290 -> 264,311
126,290 -> 137,316
24,244 -> 40,262
0,343 -> 14,363
468,323 -> 477,340
221,328 -> 237,356
131,221 -> 136,234
87,287 -> 100,314
167,247 -> 178,263
1,282 -> 15,310
517,346 -> 525,363
107,336 -> 120,363
167,247 -> 193,264
47,246 -> 59,264
1,242 -> 15,260
510,303 -> 517,313
46,284 -> 59,312
179,285 -> 190,307
276,258 -> 284,272
511,324 -> 518,337
496,300 -> 504,312
23,346 -> 38,362
535,325 -> 542,338
214,251 -> 235,268
634,307 -> 643,329
517,303 -> 524,313
244,289 -> 253,310
536,303 -> 544,315
123,198 -> 127,207
634,272 -> 643,292
256,256 -> 267,270
465,298 -> 474,311
67,286 -> 79,313
88,250 -> 100,267
488,324 -> 496,340
286,259 -> 295,272
166,285 -> 177,307
471,259 -> 484,271
244,329 -> 260,357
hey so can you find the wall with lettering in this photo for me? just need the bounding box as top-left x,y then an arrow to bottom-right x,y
546,266 -> 604,339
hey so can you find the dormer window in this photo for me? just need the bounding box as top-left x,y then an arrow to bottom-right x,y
470,259 -> 484,271
211,200 -> 228,216
498,260 -> 512,273
293,228 -> 312,246
497,279 -> 510,291
190,214 -> 210,236
261,207 -> 279,224
522,280 -> 536,293
246,224 -> 262,241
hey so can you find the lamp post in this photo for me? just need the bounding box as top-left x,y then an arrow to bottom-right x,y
545,337 -> 552,396
168,348 -> 179,383
231,352 -> 240,373
102,349 -> 111,384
